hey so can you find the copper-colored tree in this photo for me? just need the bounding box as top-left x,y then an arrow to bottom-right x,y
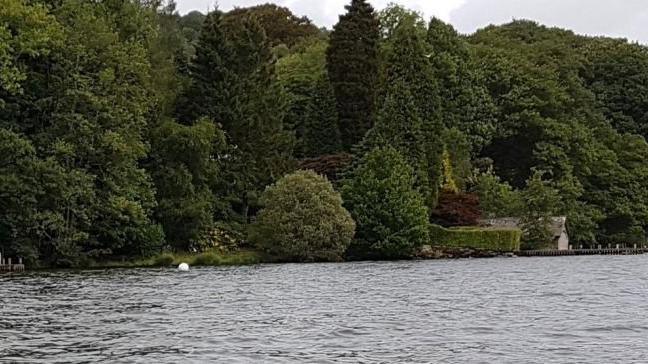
431,191 -> 482,227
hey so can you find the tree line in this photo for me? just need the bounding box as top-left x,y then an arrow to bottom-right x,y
2,0 -> 648,266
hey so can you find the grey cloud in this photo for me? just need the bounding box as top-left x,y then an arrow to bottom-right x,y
174,0 -> 344,26
175,0 -> 648,44
176,0 -> 268,13
174,0 -> 463,29
450,0 -> 648,44
174,0 -> 398,28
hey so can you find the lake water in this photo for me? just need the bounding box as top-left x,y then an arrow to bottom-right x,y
2,256 -> 648,363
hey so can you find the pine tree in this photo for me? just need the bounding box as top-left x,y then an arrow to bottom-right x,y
379,19 -> 445,208
182,10 -> 295,224
326,0 -> 380,150
177,10 -> 236,124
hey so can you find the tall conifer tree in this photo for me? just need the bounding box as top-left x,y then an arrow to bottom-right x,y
182,10 -> 295,224
326,0 -> 380,150
379,18 -> 445,208
361,81 -> 433,209
178,10 -> 234,124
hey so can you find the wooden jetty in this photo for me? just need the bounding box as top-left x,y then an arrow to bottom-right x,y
518,248 -> 647,257
0,253 -> 25,272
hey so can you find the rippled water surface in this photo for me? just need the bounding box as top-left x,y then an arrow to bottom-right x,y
2,256 -> 648,363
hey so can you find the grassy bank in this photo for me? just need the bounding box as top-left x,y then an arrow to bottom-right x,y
91,249 -> 264,269
42,226 -> 525,270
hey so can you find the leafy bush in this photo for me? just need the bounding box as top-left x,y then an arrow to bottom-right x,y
472,171 -> 524,219
249,170 -> 355,262
431,191 -> 482,227
342,147 -> 429,259
430,224 -> 521,252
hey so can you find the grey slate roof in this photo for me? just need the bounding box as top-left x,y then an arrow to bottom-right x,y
479,217 -> 568,239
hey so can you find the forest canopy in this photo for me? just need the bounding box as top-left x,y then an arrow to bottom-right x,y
2,0 -> 648,266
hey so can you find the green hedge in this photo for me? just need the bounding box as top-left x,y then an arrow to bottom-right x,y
429,225 -> 522,252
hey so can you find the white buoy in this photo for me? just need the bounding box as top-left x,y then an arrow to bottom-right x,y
178,262 -> 190,271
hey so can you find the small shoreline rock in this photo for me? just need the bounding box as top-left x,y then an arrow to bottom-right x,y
415,245 -> 517,260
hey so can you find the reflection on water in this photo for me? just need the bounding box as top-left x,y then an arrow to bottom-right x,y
2,256 -> 648,363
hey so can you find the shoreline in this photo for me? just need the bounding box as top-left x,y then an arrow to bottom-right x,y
6,247 -> 647,272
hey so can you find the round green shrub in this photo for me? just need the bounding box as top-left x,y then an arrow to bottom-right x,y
342,147 -> 429,259
249,170 -> 356,262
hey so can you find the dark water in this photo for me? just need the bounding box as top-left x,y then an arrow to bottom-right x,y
2,256 -> 648,363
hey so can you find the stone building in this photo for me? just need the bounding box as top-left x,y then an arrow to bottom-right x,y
479,216 -> 569,250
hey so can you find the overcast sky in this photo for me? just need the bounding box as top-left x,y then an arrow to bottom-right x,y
175,0 -> 648,44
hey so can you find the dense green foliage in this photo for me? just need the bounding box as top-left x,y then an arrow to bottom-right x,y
430,225 -> 522,252
472,171 -> 524,219
471,21 -> 648,246
342,148 -> 429,259
149,118 -> 226,251
2,0 -> 165,266
0,0 -> 299,265
277,39 -> 341,157
3,0 -> 648,266
250,170 -> 355,262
